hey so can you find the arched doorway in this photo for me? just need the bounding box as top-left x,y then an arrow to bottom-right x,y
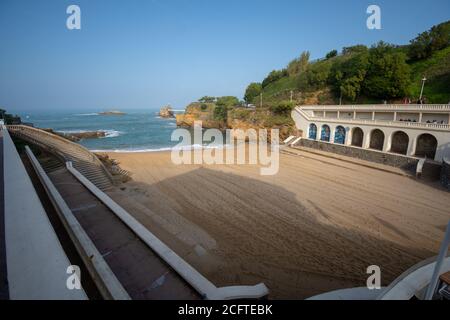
351,127 -> 364,147
415,134 -> 437,159
334,126 -> 346,144
390,131 -> 409,155
321,125 -> 330,142
369,129 -> 385,151
309,123 -> 317,140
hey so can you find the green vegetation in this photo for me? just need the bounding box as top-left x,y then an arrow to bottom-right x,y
244,82 -> 262,103
408,22 -> 450,60
186,21 -> 450,137
270,101 -> 294,115
0,108 -> 22,125
198,96 -> 216,103
244,20 -> 450,105
409,46 -> 450,103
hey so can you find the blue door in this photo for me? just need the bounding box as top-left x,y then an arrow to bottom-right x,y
321,125 -> 330,142
334,126 -> 346,144
309,124 -> 317,139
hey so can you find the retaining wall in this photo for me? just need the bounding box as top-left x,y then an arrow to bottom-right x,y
296,138 -> 442,180
441,159 -> 450,190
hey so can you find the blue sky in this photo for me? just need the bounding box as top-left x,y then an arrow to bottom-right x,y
1,0 -> 449,113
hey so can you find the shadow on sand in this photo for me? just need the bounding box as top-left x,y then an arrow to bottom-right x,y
111,167 -> 440,299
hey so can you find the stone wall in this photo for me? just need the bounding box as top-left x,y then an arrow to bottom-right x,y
296,138 -> 442,180
441,159 -> 450,190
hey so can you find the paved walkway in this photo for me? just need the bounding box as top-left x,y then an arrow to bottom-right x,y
2,129 -> 87,299
46,164 -> 200,299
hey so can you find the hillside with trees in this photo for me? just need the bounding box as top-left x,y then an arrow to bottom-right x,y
244,20 -> 450,107
178,21 -> 450,140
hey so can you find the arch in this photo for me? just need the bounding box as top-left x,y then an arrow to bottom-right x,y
415,133 -> 437,159
308,123 -> 317,140
320,124 -> 330,142
390,131 -> 409,155
369,129 -> 385,151
351,127 -> 364,147
334,126 -> 346,144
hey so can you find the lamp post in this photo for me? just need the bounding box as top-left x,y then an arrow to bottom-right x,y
419,77 -> 427,103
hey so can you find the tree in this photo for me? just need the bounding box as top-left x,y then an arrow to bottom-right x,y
364,42 -> 411,99
325,50 -> 338,59
216,96 -> 239,108
199,96 -> 216,103
408,21 -> 450,60
342,45 -> 368,55
305,59 -> 333,89
262,69 -> 287,88
244,83 -> 262,103
287,51 -> 310,76
330,50 -> 369,101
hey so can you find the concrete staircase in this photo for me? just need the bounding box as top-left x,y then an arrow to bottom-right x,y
7,125 -> 113,191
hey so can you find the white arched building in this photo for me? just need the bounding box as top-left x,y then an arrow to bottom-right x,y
292,104 -> 450,162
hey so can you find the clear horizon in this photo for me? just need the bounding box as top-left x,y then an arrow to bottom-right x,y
1,0 -> 449,114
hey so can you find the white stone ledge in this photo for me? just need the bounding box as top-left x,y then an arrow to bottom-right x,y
2,129 -> 87,300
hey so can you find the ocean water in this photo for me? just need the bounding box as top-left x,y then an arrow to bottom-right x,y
20,109 -> 191,152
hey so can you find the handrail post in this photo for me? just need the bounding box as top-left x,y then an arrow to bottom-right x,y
425,221 -> 450,300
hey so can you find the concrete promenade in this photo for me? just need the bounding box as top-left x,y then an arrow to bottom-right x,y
1,128 -> 87,299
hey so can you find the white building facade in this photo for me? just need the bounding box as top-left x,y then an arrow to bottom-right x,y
291,104 -> 450,162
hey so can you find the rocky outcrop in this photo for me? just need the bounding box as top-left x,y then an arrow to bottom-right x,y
176,102 -> 298,140
176,102 -> 226,129
227,108 -> 300,141
99,110 -> 126,116
159,106 -> 175,118
55,130 -> 107,141
227,118 -> 299,141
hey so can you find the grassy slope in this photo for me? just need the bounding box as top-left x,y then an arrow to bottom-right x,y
253,46 -> 450,105
409,46 -> 450,103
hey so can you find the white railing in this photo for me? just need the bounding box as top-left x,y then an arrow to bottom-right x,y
7,125 -> 114,183
294,107 -> 450,131
299,104 -> 450,111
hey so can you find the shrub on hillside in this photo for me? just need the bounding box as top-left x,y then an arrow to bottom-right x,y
270,101 -> 294,115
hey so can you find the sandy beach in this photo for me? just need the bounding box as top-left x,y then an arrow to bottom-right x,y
103,148 -> 450,299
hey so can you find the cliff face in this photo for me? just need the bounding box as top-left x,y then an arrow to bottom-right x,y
176,103 -> 299,140
227,108 -> 300,141
227,118 -> 300,141
176,102 -> 226,129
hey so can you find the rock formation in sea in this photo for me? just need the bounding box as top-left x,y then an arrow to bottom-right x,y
54,130 -> 107,141
98,110 -> 126,115
159,105 -> 175,118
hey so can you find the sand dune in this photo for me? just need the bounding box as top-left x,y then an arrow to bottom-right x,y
104,148 -> 450,299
